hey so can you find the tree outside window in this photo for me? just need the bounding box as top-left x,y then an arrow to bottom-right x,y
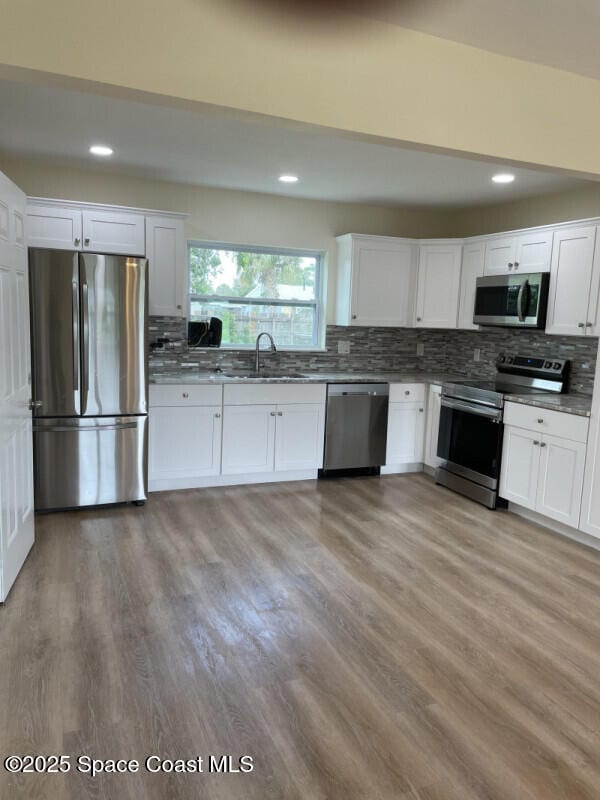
188,243 -> 321,348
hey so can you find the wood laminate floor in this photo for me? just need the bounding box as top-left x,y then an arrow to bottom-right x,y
2,474 -> 600,799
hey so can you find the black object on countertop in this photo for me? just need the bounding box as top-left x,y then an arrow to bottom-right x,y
188,317 -> 222,348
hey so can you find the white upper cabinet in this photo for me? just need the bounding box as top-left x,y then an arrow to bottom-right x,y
484,230 -> 552,275
415,242 -> 462,328
26,203 -> 83,250
81,208 -> 145,255
335,234 -> 417,327
545,225 -> 598,336
457,241 -> 484,330
146,215 -> 186,317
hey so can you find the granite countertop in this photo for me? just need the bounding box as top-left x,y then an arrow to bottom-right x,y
149,370 -> 462,386
504,393 -> 592,417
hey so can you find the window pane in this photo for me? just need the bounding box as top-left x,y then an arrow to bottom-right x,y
189,246 -> 317,302
190,300 -> 316,348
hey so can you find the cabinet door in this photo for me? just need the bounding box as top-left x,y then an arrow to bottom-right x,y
585,225 -> 600,337
458,242 -> 484,330
424,384 -> 443,469
350,239 -> 416,326
536,434 -> 585,528
545,226 -> 596,336
580,409 -> 600,538
146,215 -> 186,317
515,231 -> 552,272
484,236 -> 517,275
415,244 -> 462,328
274,403 -> 325,471
386,402 -> 425,464
149,405 -> 222,480
82,209 -> 145,256
26,204 -> 82,250
499,426 -> 540,509
221,404 -> 276,475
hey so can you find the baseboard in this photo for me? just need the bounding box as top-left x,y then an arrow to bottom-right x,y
149,469 -> 318,492
509,502 -> 600,552
381,463 -> 424,475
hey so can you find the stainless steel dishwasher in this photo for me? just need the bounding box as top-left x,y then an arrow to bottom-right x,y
322,383 -> 389,472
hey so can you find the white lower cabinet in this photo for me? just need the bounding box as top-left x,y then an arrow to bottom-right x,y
274,404 -> 325,472
536,434 -> 586,527
500,403 -> 588,528
424,384 -> 443,469
221,404 -> 277,475
149,385 -> 223,488
221,383 -> 325,477
386,402 -> 425,464
385,383 -> 426,468
149,405 -> 222,481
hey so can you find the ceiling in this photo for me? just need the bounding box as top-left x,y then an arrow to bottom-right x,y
0,79 -> 591,208
359,0 -> 600,81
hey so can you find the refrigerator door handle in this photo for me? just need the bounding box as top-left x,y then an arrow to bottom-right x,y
33,422 -> 138,433
72,280 -> 79,391
81,280 -> 89,413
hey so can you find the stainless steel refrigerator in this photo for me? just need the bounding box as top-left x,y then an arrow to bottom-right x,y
29,249 -> 148,511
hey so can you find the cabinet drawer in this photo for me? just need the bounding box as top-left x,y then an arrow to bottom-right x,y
149,384 -> 223,407
389,383 -> 425,403
224,382 -> 326,406
504,402 -> 589,443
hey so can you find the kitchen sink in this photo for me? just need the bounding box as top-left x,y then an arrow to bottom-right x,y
216,369 -> 307,379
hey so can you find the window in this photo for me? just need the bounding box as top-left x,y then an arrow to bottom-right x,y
188,242 -> 322,349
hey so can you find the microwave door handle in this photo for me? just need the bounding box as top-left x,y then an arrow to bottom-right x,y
441,397 -> 503,420
517,279 -> 529,322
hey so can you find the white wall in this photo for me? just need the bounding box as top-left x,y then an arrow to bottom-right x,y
0,155 -> 451,322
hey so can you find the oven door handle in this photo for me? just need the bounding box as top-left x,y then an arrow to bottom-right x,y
517,279 -> 529,323
441,397 -> 503,420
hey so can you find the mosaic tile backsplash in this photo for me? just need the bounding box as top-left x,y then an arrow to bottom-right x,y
149,316 -> 598,396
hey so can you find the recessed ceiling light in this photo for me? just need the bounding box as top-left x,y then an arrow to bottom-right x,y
89,144 -> 114,157
278,174 -> 299,183
492,173 -> 515,184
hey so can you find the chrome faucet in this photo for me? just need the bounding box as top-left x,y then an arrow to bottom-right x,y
255,332 -> 277,372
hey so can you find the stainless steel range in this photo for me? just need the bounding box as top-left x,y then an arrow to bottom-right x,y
436,354 -> 569,509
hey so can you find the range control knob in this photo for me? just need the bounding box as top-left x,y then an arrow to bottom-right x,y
506,356 -> 514,364
544,360 -> 552,368
553,362 -> 562,370
497,355 -> 506,364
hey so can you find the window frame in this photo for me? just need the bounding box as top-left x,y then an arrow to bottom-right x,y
187,240 -> 324,350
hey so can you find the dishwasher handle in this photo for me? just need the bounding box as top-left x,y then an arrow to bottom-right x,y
327,383 -> 389,397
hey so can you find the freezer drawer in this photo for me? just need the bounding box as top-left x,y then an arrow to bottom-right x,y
33,416 -> 147,511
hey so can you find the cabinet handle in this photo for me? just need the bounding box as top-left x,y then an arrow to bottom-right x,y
270,411 -> 276,416
508,262 -> 514,269
533,440 -> 540,445
351,314 -> 357,320
404,390 -> 410,395
578,322 -> 585,328
540,442 -> 547,448
182,392 -> 189,398
514,261 -> 519,268
214,412 -> 221,418
177,304 -> 182,310
419,408 -> 423,413
84,237 -> 90,246
278,411 -> 283,416
537,418 -> 543,423
74,237 -> 80,246
586,322 -> 593,327
416,317 -> 422,322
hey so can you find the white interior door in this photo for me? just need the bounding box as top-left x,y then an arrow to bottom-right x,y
0,171 -> 35,602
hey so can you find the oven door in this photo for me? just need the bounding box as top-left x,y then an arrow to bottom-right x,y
473,272 -> 549,328
437,397 -> 504,489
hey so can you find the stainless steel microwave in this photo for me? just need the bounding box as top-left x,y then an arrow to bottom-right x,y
473,272 -> 550,328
